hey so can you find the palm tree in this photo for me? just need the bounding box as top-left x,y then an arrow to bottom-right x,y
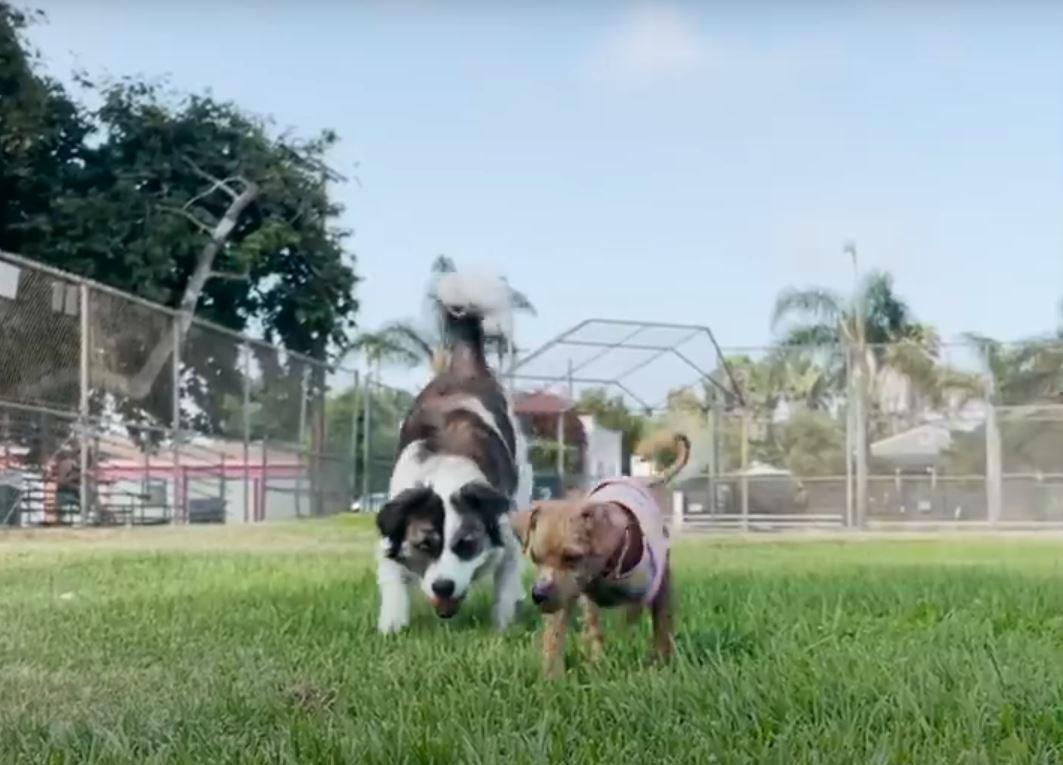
963,333 -> 1063,407
351,329 -> 424,373
772,269 -> 939,526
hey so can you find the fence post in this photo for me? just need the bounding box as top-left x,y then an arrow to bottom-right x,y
310,364 -> 327,517
986,404 -> 1002,526
706,405 -> 716,517
672,490 -> 685,534
349,370 -> 360,511
361,370 -> 372,509
172,317 -> 183,524
78,283 -> 90,525
851,347 -> 869,529
242,343 -> 251,524
260,437 -> 268,522
295,365 -> 309,519
844,345 -> 854,528
556,409 -> 566,488
740,408 -> 750,532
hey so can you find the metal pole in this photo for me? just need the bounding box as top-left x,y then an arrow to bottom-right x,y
706,404 -> 717,516
854,359 -> 869,529
242,343 -> 251,524
295,365 -> 309,518
361,369 -> 372,508
219,451 -> 227,509
556,410 -> 565,487
985,381 -> 1002,525
260,437 -> 268,521
349,371 -> 361,510
78,283 -> 90,526
172,317 -> 183,523
740,409 -> 750,532
844,345 -> 854,528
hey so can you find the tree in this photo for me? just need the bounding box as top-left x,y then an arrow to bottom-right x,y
326,383 -> 414,497
0,7 -> 358,448
777,410 -> 845,476
963,334 -> 1063,407
772,269 -> 938,525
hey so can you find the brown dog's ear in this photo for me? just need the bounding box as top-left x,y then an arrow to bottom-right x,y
511,509 -> 531,546
511,506 -> 539,554
580,503 -> 603,523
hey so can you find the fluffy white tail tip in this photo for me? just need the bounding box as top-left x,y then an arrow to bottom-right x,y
435,270 -> 513,340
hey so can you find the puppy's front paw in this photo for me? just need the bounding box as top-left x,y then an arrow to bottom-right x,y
377,609 -> 410,635
492,598 -> 522,631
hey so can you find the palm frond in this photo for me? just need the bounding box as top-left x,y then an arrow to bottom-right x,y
377,320 -> 437,361
352,330 -> 423,369
505,281 -> 537,316
431,255 -> 457,275
779,323 -> 841,348
771,288 -> 844,333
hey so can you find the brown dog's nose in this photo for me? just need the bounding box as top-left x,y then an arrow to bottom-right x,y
531,582 -> 552,605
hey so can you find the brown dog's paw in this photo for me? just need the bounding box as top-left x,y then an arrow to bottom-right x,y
544,660 -> 566,680
646,640 -> 676,667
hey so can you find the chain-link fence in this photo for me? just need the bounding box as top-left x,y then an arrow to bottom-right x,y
668,338 -> 1063,531
0,250 -> 386,527
508,324 -> 1063,532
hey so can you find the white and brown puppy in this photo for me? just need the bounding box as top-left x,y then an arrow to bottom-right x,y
375,271 -> 532,634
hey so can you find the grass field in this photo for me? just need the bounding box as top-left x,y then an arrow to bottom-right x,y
4,521 -> 1063,764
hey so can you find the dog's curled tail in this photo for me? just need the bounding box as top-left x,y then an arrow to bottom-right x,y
434,269 -> 513,355
648,434 -> 691,487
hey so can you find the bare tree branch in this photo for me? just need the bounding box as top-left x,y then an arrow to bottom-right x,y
182,177 -> 244,211
209,269 -> 251,282
181,155 -> 241,200
158,204 -> 214,235
20,180 -> 261,404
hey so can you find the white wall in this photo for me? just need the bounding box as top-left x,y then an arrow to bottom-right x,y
579,415 -> 623,481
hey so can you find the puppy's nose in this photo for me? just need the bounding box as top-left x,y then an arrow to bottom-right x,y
531,582 -> 552,605
431,578 -> 456,599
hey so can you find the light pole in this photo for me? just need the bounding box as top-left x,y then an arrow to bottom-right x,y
843,240 -> 868,528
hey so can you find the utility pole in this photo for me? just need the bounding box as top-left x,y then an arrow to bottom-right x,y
844,240 -> 869,528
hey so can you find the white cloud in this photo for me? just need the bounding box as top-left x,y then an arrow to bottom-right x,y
585,4 -> 713,85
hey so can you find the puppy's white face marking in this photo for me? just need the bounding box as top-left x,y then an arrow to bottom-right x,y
389,441 -> 500,601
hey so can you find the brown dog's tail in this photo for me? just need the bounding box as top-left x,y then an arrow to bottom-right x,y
647,434 -> 691,487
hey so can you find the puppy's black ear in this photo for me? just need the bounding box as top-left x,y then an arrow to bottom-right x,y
453,482 -> 511,514
452,482 -> 511,547
377,486 -> 435,558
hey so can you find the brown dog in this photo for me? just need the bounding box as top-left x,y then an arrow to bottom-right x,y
513,435 -> 689,678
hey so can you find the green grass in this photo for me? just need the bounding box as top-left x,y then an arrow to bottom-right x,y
4,523 -> 1063,764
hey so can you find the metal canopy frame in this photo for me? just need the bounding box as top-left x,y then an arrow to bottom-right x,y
511,318 -> 745,412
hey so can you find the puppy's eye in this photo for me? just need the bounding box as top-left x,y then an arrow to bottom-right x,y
452,537 -> 480,560
561,551 -> 582,566
415,538 -> 440,555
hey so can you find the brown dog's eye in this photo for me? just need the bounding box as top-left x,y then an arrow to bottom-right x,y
561,551 -> 582,566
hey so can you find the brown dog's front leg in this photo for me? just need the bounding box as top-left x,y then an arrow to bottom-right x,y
542,604 -> 571,679
579,595 -> 605,663
649,556 -> 675,664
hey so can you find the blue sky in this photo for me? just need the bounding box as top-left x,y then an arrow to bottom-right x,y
25,2 -> 1063,380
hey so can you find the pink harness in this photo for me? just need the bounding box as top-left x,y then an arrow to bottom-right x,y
587,477 -> 669,606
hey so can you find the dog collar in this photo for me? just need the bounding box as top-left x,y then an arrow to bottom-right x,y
602,522 -> 638,581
